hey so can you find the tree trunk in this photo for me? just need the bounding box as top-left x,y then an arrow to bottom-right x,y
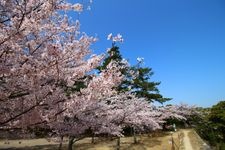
116,137 -> 120,150
133,127 -> 137,144
58,136 -> 63,150
68,136 -> 75,150
91,135 -> 95,144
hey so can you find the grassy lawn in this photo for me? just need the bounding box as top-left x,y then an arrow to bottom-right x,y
0,131 -> 183,150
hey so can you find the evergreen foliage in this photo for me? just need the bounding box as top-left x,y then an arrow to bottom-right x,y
98,44 -> 171,103
194,101 -> 225,148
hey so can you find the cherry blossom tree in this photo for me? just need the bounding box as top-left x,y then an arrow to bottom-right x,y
0,1 -> 198,150
0,0 -> 104,128
0,1 -> 126,149
0,2 -> 159,148
47,61 -> 124,150
155,104 -> 198,131
157,105 -> 186,121
102,92 -> 161,145
53,90 -> 162,150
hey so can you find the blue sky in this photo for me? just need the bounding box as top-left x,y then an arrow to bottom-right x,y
71,0 -> 225,107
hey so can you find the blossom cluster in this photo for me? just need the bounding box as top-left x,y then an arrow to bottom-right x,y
107,33 -> 124,43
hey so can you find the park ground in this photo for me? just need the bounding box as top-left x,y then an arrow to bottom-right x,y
0,129 -> 209,150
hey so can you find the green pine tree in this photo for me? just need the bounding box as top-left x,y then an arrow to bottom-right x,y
97,44 -> 171,103
128,64 -> 171,103
97,45 -> 123,71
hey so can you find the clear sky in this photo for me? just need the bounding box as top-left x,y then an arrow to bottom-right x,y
70,0 -> 225,107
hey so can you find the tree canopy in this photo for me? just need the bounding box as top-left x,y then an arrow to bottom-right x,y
97,44 -> 171,103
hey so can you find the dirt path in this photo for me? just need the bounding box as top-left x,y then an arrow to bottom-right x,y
0,132 -> 182,150
182,129 -> 194,150
0,138 -> 60,149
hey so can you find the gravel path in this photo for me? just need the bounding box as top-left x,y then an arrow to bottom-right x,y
182,130 -> 194,150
